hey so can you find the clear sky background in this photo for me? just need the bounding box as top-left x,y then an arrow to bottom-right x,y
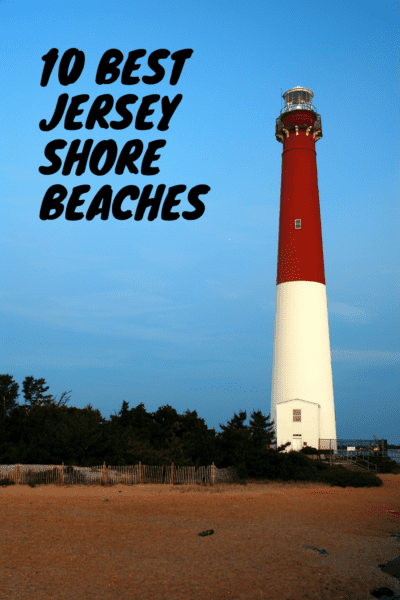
1,0 -> 399,446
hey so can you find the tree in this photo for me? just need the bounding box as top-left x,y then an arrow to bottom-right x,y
246,409 -> 277,451
2,404 -> 33,462
106,401 -> 221,468
215,410 -> 253,470
0,374 -> 21,453
147,404 -> 187,452
21,376 -> 72,414
112,400 -> 131,430
24,403 -> 108,466
22,376 -> 50,408
0,374 -> 20,419
214,407 -> 285,478
58,404 -> 108,466
178,408 -> 221,468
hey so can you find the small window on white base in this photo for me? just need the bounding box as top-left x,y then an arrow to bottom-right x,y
295,219 -> 301,229
293,409 -> 301,422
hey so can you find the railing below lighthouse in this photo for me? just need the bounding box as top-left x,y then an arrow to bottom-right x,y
275,113 -> 322,143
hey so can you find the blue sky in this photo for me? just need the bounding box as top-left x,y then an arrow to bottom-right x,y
1,0 -> 399,446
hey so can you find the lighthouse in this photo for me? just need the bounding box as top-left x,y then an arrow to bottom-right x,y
271,87 -> 337,454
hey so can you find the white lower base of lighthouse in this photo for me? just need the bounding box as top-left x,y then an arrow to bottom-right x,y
271,280 -> 337,453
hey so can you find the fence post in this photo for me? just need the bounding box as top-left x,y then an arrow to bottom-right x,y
61,462 -> 64,485
170,462 -> 174,485
138,461 -> 142,484
211,462 -> 216,485
102,461 -> 107,485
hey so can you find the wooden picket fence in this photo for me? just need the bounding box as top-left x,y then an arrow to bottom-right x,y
0,461 -> 238,486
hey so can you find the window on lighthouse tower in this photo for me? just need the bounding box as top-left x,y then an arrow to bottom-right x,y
295,219 -> 301,229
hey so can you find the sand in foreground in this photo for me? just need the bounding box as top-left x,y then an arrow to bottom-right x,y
1,475 -> 399,600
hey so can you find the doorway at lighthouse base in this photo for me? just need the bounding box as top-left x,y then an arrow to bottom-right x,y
276,399 -> 320,452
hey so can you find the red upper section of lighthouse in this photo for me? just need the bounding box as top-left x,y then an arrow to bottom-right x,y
275,105 -> 326,286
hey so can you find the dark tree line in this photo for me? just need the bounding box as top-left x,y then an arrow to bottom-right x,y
0,373 -> 280,472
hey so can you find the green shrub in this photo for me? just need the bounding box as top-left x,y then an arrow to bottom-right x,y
227,447 -> 386,488
357,454 -> 400,474
318,465 -> 383,488
0,476 -> 16,487
230,473 -> 248,486
299,446 -> 335,456
19,466 -> 72,487
299,445 -> 320,455
61,465 -> 87,485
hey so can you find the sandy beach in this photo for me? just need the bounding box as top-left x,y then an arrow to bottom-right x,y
1,474 -> 399,600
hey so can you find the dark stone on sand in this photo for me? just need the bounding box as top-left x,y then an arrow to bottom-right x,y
302,544 -> 329,555
198,529 -> 214,537
370,588 -> 400,599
